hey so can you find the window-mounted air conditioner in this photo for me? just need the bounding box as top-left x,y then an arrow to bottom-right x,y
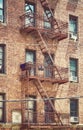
70,116 -> 79,123
70,75 -> 77,82
70,33 -> 77,41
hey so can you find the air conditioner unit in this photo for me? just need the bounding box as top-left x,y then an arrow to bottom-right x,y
70,116 -> 79,123
70,76 -> 77,82
70,33 -> 77,41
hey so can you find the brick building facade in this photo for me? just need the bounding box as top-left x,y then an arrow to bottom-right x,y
0,0 -> 83,130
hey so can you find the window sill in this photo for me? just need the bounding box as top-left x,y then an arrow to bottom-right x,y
70,81 -> 78,83
0,22 -> 7,27
69,38 -> 78,42
0,73 -> 7,77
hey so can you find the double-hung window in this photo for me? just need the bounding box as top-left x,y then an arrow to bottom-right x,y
26,50 -> 36,76
69,15 -> 78,41
70,58 -> 78,82
0,45 -> 5,73
25,1 -> 35,26
44,53 -> 54,78
44,98 -> 54,123
44,9 -> 52,29
25,96 -> 36,123
70,99 -> 78,117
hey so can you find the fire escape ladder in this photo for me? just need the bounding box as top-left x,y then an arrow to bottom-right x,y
39,0 -> 61,33
36,29 -> 62,80
33,78 -> 63,125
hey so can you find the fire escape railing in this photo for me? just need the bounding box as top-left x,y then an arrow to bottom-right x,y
24,111 -> 70,126
20,12 -> 68,40
20,62 -> 68,83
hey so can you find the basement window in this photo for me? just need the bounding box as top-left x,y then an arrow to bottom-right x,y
25,96 -> 37,123
25,1 -> 35,26
0,44 -> 5,74
69,15 -> 78,41
0,94 -> 5,122
69,58 -> 78,82
0,0 -> 5,23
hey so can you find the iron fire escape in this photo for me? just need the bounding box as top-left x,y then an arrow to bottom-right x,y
20,0 -> 68,126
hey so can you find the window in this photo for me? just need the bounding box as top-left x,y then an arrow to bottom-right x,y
0,45 -> 5,73
44,9 -> 52,29
44,53 -> 54,78
25,96 -> 36,123
44,98 -> 54,123
0,0 -> 5,22
69,15 -> 78,41
70,99 -> 78,117
70,58 -> 78,82
25,1 -> 35,26
26,50 -> 36,76
0,94 -> 5,122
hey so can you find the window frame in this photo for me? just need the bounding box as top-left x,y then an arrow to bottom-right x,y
43,8 -> 52,29
0,44 -> 5,74
70,99 -> 79,117
0,93 -> 6,122
69,58 -> 78,82
43,8 -> 54,29
44,97 -> 55,123
25,95 -> 37,123
25,1 -> 36,26
44,53 -> 54,78
69,15 -> 78,40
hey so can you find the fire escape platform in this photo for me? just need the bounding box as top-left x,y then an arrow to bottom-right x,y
20,25 -> 68,41
20,63 -> 68,84
23,75 -> 68,84
22,123 -> 70,129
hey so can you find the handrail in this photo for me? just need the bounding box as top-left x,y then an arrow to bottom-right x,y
25,111 -> 70,125
20,62 -> 68,80
20,12 -> 68,34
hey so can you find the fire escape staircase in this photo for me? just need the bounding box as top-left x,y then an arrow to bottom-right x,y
33,78 -> 63,125
20,0 -> 68,126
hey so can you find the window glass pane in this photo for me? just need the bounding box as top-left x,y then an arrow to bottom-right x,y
44,22 -> 51,28
25,4 -> 34,13
0,0 -> 3,8
0,109 -> 3,121
0,10 -> 3,22
26,96 -> 36,110
70,99 -> 78,117
0,96 -> 3,107
0,60 -> 2,64
0,47 -> 3,52
70,59 -> 77,71
25,2 -> 35,26
69,16 -> 77,34
0,53 -> 3,59
26,51 -> 35,63
0,45 -> 5,73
